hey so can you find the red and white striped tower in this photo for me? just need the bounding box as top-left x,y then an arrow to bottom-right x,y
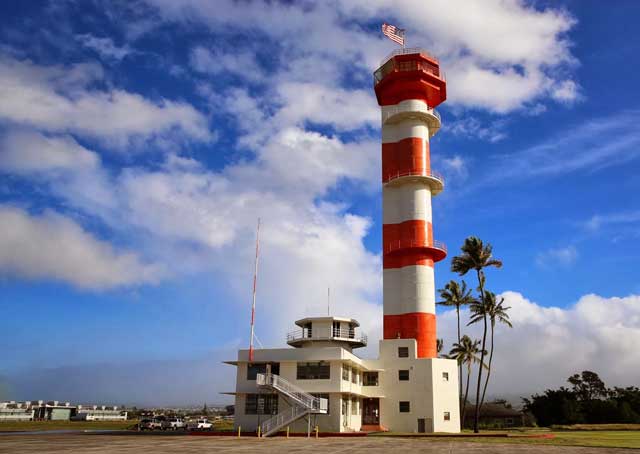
374,49 -> 447,358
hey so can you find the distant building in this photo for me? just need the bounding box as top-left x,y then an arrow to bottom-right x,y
72,405 -> 127,421
0,401 -> 127,421
31,401 -> 76,420
463,402 -> 526,429
0,401 -> 34,421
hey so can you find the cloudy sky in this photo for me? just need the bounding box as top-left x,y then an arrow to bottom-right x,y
1,0 -> 639,406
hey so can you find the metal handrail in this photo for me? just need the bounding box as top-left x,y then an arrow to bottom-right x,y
256,373 -> 328,413
384,239 -> 447,254
287,327 -> 368,345
382,104 -> 441,125
384,170 -> 445,186
261,404 -> 307,436
380,47 -> 439,66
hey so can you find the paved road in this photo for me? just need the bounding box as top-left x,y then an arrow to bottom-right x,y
0,434 -> 634,453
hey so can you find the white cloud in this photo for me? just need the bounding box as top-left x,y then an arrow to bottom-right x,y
0,129 -> 98,174
76,34 -> 133,61
536,245 -> 578,267
552,79 -> 580,103
274,82 -> 378,131
0,205 -> 163,289
446,117 -> 508,142
584,211 -> 640,232
1,124 -> 381,339
0,130 -> 115,214
190,46 -> 264,82
0,55 -> 211,147
440,155 -> 469,182
438,292 -> 640,397
481,110 -> 640,184
146,0 -> 578,113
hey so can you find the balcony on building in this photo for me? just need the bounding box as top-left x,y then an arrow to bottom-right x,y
287,316 -> 367,351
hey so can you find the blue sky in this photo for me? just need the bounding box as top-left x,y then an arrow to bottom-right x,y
1,0 -> 639,406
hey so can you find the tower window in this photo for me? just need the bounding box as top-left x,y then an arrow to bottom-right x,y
443,372 -> 449,381
398,347 -> 409,358
399,401 -> 411,413
444,411 -> 451,421
398,370 -> 410,381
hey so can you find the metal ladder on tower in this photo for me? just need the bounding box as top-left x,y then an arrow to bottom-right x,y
256,373 -> 328,437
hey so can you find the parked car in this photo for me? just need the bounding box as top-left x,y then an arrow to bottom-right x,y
161,417 -> 186,431
186,418 -> 213,431
139,418 -> 163,431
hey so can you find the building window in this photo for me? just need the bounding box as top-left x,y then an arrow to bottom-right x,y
363,372 -> 379,386
342,365 -> 350,381
398,370 -> 410,381
333,321 -> 341,337
341,397 -> 348,416
351,368 -> 359,384
245,394 -> 278,415
297,362 -> 330,380
351,398 -> 358,415
398,347 -> 409,358
311,394 -> 330,415
444,411 -> 451,421
399,401 -> 410,413
442,372 -> 449,381
246,363 -> 280,380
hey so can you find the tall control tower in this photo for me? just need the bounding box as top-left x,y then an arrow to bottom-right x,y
374,48 -> 447,359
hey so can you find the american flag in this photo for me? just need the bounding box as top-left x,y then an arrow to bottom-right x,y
382,22 -> 405,46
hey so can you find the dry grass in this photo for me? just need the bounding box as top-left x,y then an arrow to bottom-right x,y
0,420 -> 138,432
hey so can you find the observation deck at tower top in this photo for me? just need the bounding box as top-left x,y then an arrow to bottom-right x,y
374,47 -> 447,108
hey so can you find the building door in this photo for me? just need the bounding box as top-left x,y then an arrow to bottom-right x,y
362,398 -> 379,425
417,418 -> 425,433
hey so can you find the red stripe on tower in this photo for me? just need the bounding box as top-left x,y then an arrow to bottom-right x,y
374,49 -> 447,358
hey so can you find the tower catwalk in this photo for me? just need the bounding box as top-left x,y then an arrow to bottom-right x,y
374,48 -> 448,358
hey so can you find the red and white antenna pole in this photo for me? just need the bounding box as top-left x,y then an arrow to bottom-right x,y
248,218 -> 261,362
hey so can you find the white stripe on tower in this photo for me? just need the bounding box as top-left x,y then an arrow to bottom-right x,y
381,98 -> 440,358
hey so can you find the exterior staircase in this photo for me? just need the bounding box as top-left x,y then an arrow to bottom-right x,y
256,373 -> 328,437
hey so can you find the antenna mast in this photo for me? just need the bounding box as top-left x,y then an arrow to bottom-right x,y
248,218 -> 261,362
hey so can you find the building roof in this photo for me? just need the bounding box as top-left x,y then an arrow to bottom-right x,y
294,316 -> 360,328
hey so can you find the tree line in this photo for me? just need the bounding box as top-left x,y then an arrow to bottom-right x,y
523,370 -> 640,426
437,236 -> 512,433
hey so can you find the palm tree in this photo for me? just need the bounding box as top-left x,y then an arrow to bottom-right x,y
437,338 -> 444,355
469,291 -> 512,409
437,280 -> 474,414
449,335 -> 486,426
451,237 -> 502,433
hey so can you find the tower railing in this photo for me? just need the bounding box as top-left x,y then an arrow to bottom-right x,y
384,239 -> 447,255
380,47 -> 440,66
381,103 -> 441,125
287,327 -> 368,345
384,170 -> 445,186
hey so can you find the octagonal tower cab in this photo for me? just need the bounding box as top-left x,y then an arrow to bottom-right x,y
287,316 -> 367,351
374,48 -> 447,359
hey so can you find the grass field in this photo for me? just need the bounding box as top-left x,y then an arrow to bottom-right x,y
0,420 -> 138,432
